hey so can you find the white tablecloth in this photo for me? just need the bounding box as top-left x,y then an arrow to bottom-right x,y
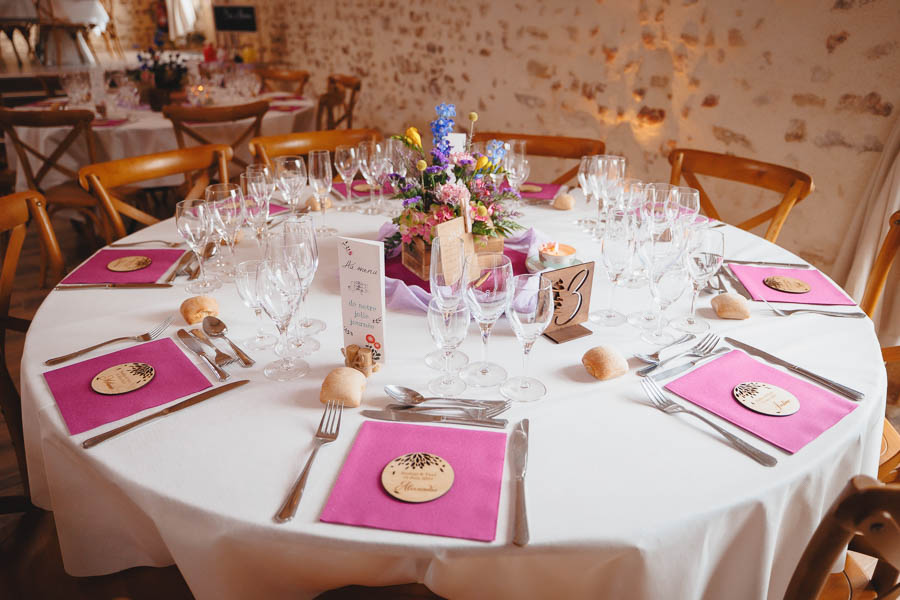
20,204 -> 886,599
8,100 -> 316,192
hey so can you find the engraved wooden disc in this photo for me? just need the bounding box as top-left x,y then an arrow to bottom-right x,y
733,381 -> 799,416
91,362 -> 155,395
352,183 -> 376,193
763,275 -> 810,294
107,255 -> 152,272
381,452 -> 454,503
519,183 -> 542,193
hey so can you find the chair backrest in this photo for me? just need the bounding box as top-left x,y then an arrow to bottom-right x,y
315,74 -> 361,130
78,144 -> 232,241
471,131 -> 606,185
0,108 -> 97,193
258,67 -> 310,96
248,128 -> 381,167
0,190 -> 61,502
861,210 -> 900,318
162,100 -> 269,171
668,148 -> 814,243
785,474 -> 900,600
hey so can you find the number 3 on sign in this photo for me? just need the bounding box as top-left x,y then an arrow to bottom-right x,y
553,267 -> 590,326
543,261 -> 595,343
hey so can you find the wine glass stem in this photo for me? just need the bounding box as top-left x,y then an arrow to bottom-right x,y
275,320 -> 294,368
654,300 -> 665,337
689,283 -> 700,323
608,277 -> 617,312
520,340 -> 535,387
441,348 -> 454,385
195,247 -> 209,283
479,322 -> 493,369
254,307 -> 267,342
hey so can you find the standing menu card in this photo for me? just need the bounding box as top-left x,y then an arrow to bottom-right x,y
338,237 -> 387,362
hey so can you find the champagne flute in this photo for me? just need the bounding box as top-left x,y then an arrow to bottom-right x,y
425,236 -> 469,372
257,250 -> 309,381
273,155 -> 307,216
235,260 -> 276,349
333,144 -> 359,208
589,208 -> 633,327
206,183 -> 245,282
284,216 -> 326,338
576,155 -> 598,230
426,297 -> 470,396
461,253 -> 514,388
501,274 -> 553,402
357,140 -> 384,214
672,228 -> 725,333
241,171 -> 271,246
174,199 -> 221,294
308,149 -> 337,236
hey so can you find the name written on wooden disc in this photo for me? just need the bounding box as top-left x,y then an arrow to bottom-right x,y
763,275 -> 810,294
518,183 -> 542,193
107,255 -> 152,272
733,381 -> 799,416
381,452 -> 454,503
91,362 -> 155,395
352,183 -> 376,193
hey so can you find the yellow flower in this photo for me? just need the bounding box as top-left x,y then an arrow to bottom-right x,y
468,111 -> 478,122
416,159 -> 428,172
475,155 -> 489,171
405,127 -> 422,148
476,205 -> 489,217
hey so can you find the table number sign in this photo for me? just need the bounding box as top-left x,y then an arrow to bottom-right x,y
338,237 -> 387,363
542,261 -> 595,344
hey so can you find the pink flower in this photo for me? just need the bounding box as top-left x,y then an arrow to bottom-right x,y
436,182 -> 471,206
449,152 -> 475,166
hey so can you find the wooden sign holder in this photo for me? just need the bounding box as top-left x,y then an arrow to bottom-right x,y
542,261 -> 595,344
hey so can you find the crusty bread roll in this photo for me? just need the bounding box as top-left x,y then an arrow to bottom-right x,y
552,193 -> 575,210
320,367 -> 367,407
180,296 -> 219,325
306,196 -> 333,211
582,346 -> 628,380
711,293 -> 751,320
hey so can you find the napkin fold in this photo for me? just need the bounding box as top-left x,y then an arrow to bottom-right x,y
727,264 -> 856,305
61,249 -> 186,285
320,421 -> 507,542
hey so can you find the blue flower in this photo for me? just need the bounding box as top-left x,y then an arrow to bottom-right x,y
486,140 -> 506,164
435,103 -> 456,119
425,165 -> 444,174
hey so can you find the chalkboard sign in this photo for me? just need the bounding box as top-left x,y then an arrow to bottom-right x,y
213,5 -> 257,32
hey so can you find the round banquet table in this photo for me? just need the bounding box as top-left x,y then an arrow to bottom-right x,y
20,201 -> 886,600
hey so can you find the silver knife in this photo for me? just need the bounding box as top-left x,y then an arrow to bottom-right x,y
725,259 -> 813,269
177,329 -> 230,381
724,337 -> 865,401
360,409 -> 507,429
55,283 -> 174,289
82,379 -> 249,448
651,347 -> 730,380
164,252 -> 195,283
511,419 -> 530,547
385,404 -> 489,419
720,265 -> 751,300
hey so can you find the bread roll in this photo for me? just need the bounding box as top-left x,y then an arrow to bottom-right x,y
711,293 -> 751,320
552,193 -> 575,210
582,346 -> 628,380
306,195 -> 333,211
320,367 -> 367,407
180,296 -> 219,325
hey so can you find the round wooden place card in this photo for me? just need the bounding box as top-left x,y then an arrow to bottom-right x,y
91,362 -> 155,395
733,381 -> 799,416
352,183 -> 376,193
763,275 -> 810,294
107,255 -> 152,272
381,452 -> 454,503
518,183 -> 542,193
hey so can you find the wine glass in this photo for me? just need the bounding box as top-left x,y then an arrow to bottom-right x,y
425,236 -> 469,372
284,216 -> 326,338
461,253 -> 514,388
174,199 -> 221,294
501,274 -> 553,402
426,297 -> 470,396
672,229 -> 725,333
206,183 -> 245,282
357,140 -> 385,215
505,155 -> 530,208
639,229 -> 688,344
241,171 -> 271,246
308,149 -> 337,236
273,155 -> 307,216
333,144 -> 359,208
235,260 -> 277,349
589,208 -> 634,327
257,251 -> 309,381
576,155 -> 598,230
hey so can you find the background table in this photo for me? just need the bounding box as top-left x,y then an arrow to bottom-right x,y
20,202 -> 886,599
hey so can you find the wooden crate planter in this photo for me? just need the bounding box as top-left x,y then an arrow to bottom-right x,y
400,236 -> 506,282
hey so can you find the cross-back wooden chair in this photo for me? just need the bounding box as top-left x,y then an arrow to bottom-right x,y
668,148 -> 814,244
96,0 -> 125,60
315,74 -> 361,130
0,191 -> 62,514
248,128 -> 381,167
472,132 -> 606,186
162,100 -> 269,173
258,67 -> 310,96
33,0 -> 97,66
79,144 -> 232,241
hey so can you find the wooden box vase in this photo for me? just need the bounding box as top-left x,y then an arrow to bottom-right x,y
400,235 -> 505,282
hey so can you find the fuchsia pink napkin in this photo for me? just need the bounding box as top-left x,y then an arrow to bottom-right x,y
727,264 -> 856,305
43,338 -> 212,435
269,203 -> 289,215
61,249 -> 186,284
332,182 -> 393,198
384,248 -> 529,290
665,350 -> 857,453
93,118 -> 128,128
320,421 -> 508,541
519,182 -> 561,201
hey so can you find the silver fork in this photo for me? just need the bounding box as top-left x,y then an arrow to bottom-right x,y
641,378 -> 777,467
44,315 -> 176,366
759,297 -> 867,318
637,333 -> 721,376
109,239 -> 183,248
275,398 -> 343,523
189,329 -> 237,367
634,333 -> 696,364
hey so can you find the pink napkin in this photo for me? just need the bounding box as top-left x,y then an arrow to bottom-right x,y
665,350 -> 857,453
93,118 -> 128,128
269,203 -> 289,215
332,182 -> 393,198
727,264 -> 855,305
519,182 -> 561,201
385,248 -> 529,290
43,338 -> 212,435
270,104 -> 306,112
61,249 -> 186,284
320,421 -> 508,541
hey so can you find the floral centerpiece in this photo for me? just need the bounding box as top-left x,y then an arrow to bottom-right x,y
133,47 -> 188,111
384,103 -> 523,278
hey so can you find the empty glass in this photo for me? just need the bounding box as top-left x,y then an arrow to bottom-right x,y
235,260 -> 276,349
426,297 -> 470,396
505,155 -> 530,208
425,236 -> 469,372
333,144 -> 359,208
174,199 -> 220,294
273,156 -> 307,216
589,208 -> 633,327
308,149 -> 336,236
284,216 -> 326,338
357,140 -> 385,215
461,253 -> 514,388
576,155 -> 598,230
207,183 -> 245,282
241,170 -> 272,246
501,275 -> 553,402
257,250 -> 309,381
673,229 -> 725,333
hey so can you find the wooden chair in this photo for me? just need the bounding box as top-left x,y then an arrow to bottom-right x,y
162,100 -> 269,172
315,74 -> 361,130
248,128 -> 381,167
258,67 -> 310,96
78,144 -> 232,241
96,0 -> 125,60
33,0 -> 98,66
861,210 -> 900,364
667,148 -> 814,244
471,132 -> 606,186
784,474 -> 900,600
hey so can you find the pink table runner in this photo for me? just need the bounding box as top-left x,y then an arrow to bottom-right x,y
321,421 -> 508,541
727,264 -> 855,305
61,249 -> 186,284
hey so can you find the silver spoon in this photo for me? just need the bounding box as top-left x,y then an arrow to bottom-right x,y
384,385 -> 507,410
634,333 -> 696,365
202,317 -> 255,367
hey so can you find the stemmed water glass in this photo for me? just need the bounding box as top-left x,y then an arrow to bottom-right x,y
673,228 -> 725,333
589,208 -> 634,327
274,156 -> 307,216
505,155 -> 530,208
235,259 -> 277,349
425,236 -> 469,372
592,155 -> 627,213
284,216 -> 326,338
241,170 -> 271,246
175,199 -> 221,294
333,144 -> 359,209
308,149 -> 337,236
674,186 -> 701,231
638,224 -> 688,344
501,274 -> 553,402
257,245 -> 310,381
357,140 -> 385,215
461,253 -> 514,388
575,155 -> 598,230
207,183 -> 245,282
426,297 -> 470,396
